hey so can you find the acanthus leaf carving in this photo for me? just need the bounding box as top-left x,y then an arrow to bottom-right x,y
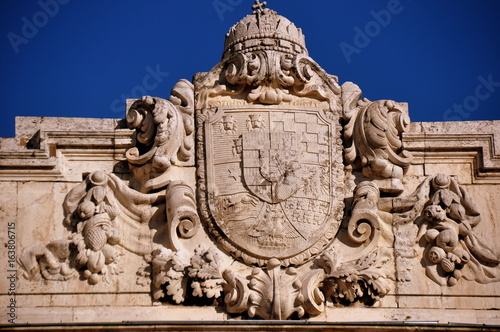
136,254 -> 152,286
342,82 -> 413,195
319,246 -> 393,305
151,248 -> 189,304
152,245 -> 225,305
222,259 -> 325,320
152,249 -> 328,319
126,79 -> 194,193
188,245 -> 224,300
222,268 -> 251,314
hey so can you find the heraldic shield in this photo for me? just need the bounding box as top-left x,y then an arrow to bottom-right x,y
199,106 -> 344,266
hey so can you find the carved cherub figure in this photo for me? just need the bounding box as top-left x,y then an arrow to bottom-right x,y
422,204 -> 469,285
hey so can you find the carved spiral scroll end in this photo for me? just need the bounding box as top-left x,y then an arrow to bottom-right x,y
347,214 -> 378,245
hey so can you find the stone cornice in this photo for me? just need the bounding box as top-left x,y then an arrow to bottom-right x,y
3,118 -> 499,184
404,121 -> 500,183
0,117 -> 133,181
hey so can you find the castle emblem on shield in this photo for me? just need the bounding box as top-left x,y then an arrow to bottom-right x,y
199,107 -> 343,265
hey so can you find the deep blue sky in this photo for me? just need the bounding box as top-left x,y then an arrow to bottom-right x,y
1,0 -> 499,137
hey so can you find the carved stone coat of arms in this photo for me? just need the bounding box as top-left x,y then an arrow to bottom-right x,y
200,107 -> 343,266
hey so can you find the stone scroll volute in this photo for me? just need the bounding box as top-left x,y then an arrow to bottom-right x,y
342,82 -> 413,195
125,79 -> 195,193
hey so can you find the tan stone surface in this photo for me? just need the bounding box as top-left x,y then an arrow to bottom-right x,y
0,2 -> 500,326
424,163 -> 472,184
11,293 -> 151,308
16,182 -> 70,244
10,305 -> 500,325
405,120 -> 500,183
323,307 -> 500,325
0,182 -> 17,293
15,305 -> 225,324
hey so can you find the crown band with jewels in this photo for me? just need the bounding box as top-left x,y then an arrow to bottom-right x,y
223,7 -> 307,59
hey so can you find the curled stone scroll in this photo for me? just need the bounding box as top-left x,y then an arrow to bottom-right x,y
126,79 -> 195,193
343,82 -> 413,195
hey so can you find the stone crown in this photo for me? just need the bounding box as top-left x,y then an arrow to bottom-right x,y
223,8 -> 307,59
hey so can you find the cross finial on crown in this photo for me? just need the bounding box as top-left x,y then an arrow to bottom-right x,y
252,0 -> 267,14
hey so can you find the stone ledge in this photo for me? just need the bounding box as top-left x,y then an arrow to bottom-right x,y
405,120 -> 500,183
0,117 -> 134,181
3,322 -> 499,332
5,306 -> 500,328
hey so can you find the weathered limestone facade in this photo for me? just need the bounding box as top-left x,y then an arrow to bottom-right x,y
1,3 -> 500,330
